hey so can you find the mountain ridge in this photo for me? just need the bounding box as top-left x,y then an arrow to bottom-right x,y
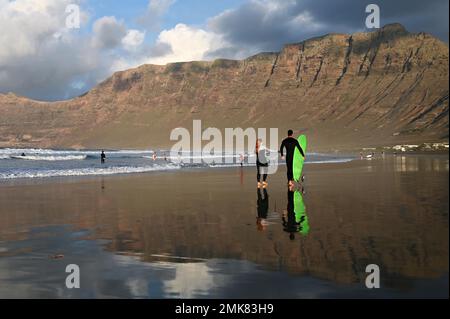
0,23 -> 448,151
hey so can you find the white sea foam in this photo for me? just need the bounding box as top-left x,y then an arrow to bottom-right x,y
10,155 -> 87,161
0,148 -> 356,180
0,148 -> 154,157
0,164 -> 180,180
307,158 -> 354,164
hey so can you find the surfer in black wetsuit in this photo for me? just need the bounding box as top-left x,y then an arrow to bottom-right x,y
279,130 -> 305,186
256,188 -> 269,231
101,150 -> 106,164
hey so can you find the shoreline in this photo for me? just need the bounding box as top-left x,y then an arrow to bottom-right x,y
0,140 -> 448,154
0,153 -> 448,183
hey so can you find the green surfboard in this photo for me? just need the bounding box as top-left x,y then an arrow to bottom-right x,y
294,191 -> 309,236
292,135 -> 307,182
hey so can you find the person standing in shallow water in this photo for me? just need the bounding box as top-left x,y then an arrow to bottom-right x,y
255,139 -> 269,188
101,150 -> 106,164
280,129 -> 305,187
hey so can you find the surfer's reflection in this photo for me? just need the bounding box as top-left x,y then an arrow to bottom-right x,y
283,188 -> 309,240
256,188 -> 269,231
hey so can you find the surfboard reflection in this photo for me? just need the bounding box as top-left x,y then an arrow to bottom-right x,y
283,188 -> 309,240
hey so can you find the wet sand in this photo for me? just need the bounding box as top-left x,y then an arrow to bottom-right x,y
0,154 -> 448,298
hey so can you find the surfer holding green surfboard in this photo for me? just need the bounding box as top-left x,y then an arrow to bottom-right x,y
280,130 -> 306,186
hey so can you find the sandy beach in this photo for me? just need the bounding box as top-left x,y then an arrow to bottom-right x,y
0,154 -> 448,298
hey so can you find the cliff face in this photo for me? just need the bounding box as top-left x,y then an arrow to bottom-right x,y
0,24 -> 448,150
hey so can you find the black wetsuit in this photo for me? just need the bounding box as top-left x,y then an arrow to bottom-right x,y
101,152 -> 106,164
279,137 -> 304,181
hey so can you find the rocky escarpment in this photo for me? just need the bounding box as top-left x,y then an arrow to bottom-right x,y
0,23 -> 448,151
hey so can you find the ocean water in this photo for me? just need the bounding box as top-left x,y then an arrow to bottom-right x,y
0,148 -> 355,180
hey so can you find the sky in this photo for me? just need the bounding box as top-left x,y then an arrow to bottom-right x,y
0,0 -> 448,101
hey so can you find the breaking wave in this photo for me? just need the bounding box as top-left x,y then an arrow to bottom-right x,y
10,155 -> 87,161
0,164 -> 181,180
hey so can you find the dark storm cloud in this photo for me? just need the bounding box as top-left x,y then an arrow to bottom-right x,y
302,0 -> 449,40
208,0 -> 449,55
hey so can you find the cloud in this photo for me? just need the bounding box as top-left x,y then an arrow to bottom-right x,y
0,0 -> 146,100
0,0 -> 185,100
149,41 -> 173,57
143,24 -> 226,65
127,0 -> 450,74
122,29 -> 146,52
92,16 -> 127,49
208,0 -> 332,54
0,0 -> 106,100
138,0 -> 176,31
207,0 -> 449,56
1,0 -> 447,101
0,0 -> 75,60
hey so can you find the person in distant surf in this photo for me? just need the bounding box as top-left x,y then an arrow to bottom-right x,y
256,188 -> 269,231
101,150 -> 106,164
21,152 -> 26,157
280,130 -> 305,187
255,139 -> 269,188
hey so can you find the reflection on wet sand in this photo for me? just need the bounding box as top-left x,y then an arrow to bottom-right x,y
393,155 -> 449,173
0,155 -> 448,297
256,188 -> 269,231
395,156 -> 419,172
283,189 -> 299,240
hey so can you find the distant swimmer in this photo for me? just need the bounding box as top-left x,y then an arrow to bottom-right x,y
256,139 -> 269,188
101,150 -> 106,164
280,130 -> 305,187
152,153 -> 157,161
21,153 -> 26,157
